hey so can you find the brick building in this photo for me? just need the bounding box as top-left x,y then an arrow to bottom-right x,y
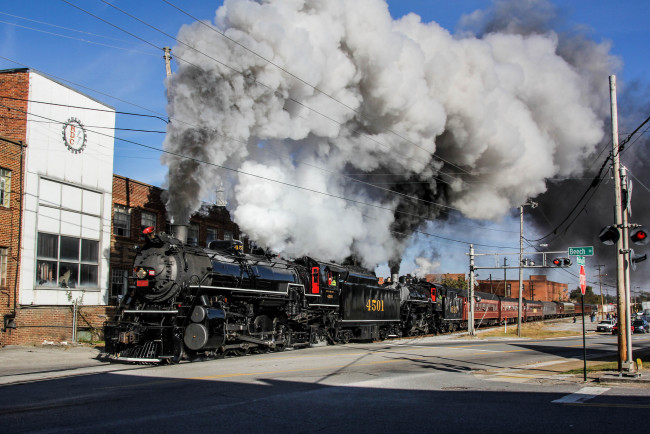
109,175 -> 242,303
0,68 -> 116,345
0,69 -> 243,345
476,275 -> 568,302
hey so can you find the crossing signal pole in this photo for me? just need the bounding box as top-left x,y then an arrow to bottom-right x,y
609,75 -> 631,373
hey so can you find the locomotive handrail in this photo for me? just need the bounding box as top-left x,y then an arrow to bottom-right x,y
123,310 -> 179,314
205,252 -> 297,270
189,282 -> 306,296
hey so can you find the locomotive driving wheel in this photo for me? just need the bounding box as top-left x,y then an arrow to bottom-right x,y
167,334 -> 185,364
273,323 -> 290,352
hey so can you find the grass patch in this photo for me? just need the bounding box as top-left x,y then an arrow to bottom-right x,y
564,351 -> 650,374
475,321 -> 580,339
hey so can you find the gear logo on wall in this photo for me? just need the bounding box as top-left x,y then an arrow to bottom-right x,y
62,117 -> 87,154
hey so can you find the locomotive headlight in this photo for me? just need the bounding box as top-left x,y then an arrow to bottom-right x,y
135,267 -> 148,279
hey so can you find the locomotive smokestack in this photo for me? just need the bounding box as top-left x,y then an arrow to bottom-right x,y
389,259 -> 400,285
172,224 -> 188,244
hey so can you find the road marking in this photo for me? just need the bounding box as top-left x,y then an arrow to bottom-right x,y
563,402 -> 650,409
552,387 -> 610,404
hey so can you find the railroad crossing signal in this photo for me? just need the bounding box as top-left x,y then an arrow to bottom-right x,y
599,226 -> 648,246
630,227 -> 648,245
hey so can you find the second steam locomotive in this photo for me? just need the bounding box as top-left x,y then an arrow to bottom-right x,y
103,226 -> 591,363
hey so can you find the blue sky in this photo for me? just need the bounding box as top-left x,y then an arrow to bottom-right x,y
1,0 -> 647,185
1,0 -> 648,291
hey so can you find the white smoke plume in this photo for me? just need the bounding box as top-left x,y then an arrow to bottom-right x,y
162,0 -> 619,268
411,256 -> 442,279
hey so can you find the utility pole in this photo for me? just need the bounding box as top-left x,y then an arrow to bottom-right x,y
163,47 -> 172,77
609,75 -> 630,372
469,244 -> 475,336
595,264 -> 606,318
518,201 -> 537,337
621,166 -> 633,368
503,258 -> 508,296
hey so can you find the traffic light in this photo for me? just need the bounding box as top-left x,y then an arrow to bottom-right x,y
630,227 -> 648,245
552,257 -> 572,267
599,225 -> 620,245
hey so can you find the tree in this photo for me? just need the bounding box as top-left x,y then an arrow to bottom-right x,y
568,285 -> 600,304
441,276 -> 468,290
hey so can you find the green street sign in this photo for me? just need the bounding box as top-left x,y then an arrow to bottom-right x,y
576,256 -> 585,266
568,246 -> 593,256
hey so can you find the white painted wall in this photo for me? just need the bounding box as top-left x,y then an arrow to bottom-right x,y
20,71 -> 115,306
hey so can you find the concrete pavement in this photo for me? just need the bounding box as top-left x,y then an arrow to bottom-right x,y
0,318 -> 647,387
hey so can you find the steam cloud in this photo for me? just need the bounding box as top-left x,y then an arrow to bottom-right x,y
162,0 -> 620,270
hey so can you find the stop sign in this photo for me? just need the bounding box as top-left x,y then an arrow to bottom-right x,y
579,265 -> 586,295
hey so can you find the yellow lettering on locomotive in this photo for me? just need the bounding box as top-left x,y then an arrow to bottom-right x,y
366,299 -> 385,311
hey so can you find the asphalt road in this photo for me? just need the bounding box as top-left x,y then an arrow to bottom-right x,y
1,329 -> 649,433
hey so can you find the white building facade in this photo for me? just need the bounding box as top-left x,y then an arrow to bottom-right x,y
19,71 -> 115,307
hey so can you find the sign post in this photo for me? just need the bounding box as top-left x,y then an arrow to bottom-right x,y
580,264 -> 587,381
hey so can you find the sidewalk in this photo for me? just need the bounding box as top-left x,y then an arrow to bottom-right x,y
471,317 -> 650,385
0,344 -> 136,386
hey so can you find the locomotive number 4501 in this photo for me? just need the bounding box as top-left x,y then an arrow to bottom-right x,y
366,299 -> 385,312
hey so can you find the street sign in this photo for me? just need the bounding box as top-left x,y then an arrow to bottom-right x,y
579,265 -> 586,295
569,246 -> 594,256
576,255 -> 585,266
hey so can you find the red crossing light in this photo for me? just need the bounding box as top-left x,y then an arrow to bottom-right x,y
631,227 -> 648,245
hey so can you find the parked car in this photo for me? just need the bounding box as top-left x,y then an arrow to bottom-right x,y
596,319 -> 615,332
611,323 -> 634,335
632,319 -> 650,334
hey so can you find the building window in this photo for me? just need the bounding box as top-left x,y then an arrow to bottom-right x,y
0,168 -> 11,208
0,247 -> 7,287
113,205 -> 130,237
206,227 -> 217,244
187,223 -> 200,246
36,232 -> 99,288
140,210 -> 156,234
224,231 -> 233,241
111,268 -> 129,302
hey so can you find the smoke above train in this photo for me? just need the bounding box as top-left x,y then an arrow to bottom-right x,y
161,0 -> 619,269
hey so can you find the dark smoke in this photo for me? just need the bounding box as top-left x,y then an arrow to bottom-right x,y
162,0 -> 622,273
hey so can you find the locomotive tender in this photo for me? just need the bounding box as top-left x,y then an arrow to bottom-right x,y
103,226 -> 594,364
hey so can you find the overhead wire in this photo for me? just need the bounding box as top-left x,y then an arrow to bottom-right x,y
2,101 -> 517,246
0,18 -> 158,56
10,1 -> 636,254
57,1 -> 470,193
157,0 -> 475,180
1,100 -> 525,250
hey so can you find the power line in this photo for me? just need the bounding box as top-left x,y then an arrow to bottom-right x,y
0,18 -> 158,56
1,101 -> 522,249
157,0 -> 475,178
0,95 -> 169,123
95,0 -> 477,186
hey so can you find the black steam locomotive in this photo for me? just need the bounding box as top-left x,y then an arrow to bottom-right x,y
103,227 -> 464,363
